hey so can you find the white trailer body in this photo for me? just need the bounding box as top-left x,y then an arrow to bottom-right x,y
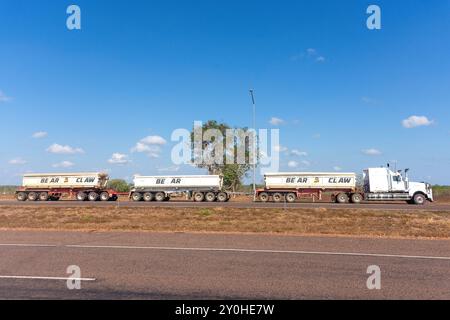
22,172 -> 109,189
16,172 -> 117,202
131,175 -> 229,202
264,172 -> 356,190
133,175 -> 222,190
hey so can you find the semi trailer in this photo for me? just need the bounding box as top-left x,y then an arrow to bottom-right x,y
15,172 -> 119,201
130,175 -> 230,202
256,167 -> 433,205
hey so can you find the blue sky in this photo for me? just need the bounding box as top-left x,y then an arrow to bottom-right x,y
0,0 -> 449,185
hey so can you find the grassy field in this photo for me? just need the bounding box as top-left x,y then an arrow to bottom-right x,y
0,205 -> 449,239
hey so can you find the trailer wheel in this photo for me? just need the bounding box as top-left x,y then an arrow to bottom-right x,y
131,192 -> 142,202
272,193 -> 284,203
205,192 -> 216,202
286,193 -> 297,203
88,192 -> 99,201
39,192 -> 49,201
76,192 -> 87,201
100,192 -> 110,201
336,193 -> 349,204
413,193 -> 426,205
351,193 -> 363,204
155,192 -> 166,202
217,192 -> 228,202
258,192 -> 269,202
17,192 -> 27,202
194,192 -> 205,202
28,192 -> 38,201
143,192 -> 154,202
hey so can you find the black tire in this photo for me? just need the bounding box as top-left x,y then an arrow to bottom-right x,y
155,192 -> 166,202
76,192 -> 87,201
194,192 -> 205,202
259,192 -> 269,202
336,193 -> 349,204
28,192 -> 38,201
131,192 -> 142,202
351,193 -> 363,204
143,192 -> 154,202
286,193 -> 297,203
38,192 -> 49,201
272,193 -> 283,203
413,193 -> 426,205
205,192 -> 216,202
100,192 -> 110,201
16,192 -> 27,202
217,192 -> 228,202
88,192 -> 99,201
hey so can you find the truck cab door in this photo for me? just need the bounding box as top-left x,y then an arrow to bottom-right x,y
390,174 -> 406,192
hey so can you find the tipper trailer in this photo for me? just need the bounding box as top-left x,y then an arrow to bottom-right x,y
130,175 -> 230,202
256,167 -> 433,205
16,172 -> 119,201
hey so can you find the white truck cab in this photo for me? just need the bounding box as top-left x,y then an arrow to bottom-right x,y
363,167 -> 433,204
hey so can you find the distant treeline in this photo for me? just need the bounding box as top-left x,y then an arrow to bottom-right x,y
0,186 -> 17,194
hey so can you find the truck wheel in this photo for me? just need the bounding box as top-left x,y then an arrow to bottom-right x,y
286,193 -> 297,203
17,192 -> 27,201
259,192 -> 269,202
131,192 -> 142,202
336,193 -> 349,204
413,193 -> 426,205
351,193 -> 362,204
88,192 -> 99,201
217,192 -> 228,202
205,192 -> 216,202
39,192 -> 49,201
28,192 -> 38,201
76,192 -> 87,201
273,193 -> 283,203
100,192 -> 110,201
143,192 -> 154,202
194,192 -> 205,202
155,192 -> 166,202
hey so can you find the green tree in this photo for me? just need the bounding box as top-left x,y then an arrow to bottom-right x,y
107,179 -> 131,193
190,120 -> 253,192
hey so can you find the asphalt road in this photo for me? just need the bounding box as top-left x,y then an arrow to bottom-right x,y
0,231 -> 449,299
1,200 -> 449,211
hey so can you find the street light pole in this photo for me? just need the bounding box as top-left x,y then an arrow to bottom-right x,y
249,89 -> 256,201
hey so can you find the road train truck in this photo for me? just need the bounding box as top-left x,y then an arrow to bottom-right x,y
16,172 -> 119,201
130,175 -> 230,202
256,167 -> 433,205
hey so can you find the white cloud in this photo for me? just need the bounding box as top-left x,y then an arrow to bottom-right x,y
131,135 -> 166,158
269,117 -> 284,126
291,149 -> 308,157
362,148 -> 382,156
140,135 -> 167,145
9,158 -> 27,165
157,166 -> 180,172
0,91 -> 12,103
402,115 -> 433,129
274,145 -> 288,153
52,161 -> 74,168
312,133 -> 321,139
32,131 -> 48,139
333,166 -> 342,171
47,144 -> 84,154
316,56 -> 325,63
288,161 -> 299,168
307,48 -> 316,56
108,153 -> 131,165
361,96 -> 376,104
300,160 -> 311,167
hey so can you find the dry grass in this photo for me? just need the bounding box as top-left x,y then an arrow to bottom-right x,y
0,205 -> 449,239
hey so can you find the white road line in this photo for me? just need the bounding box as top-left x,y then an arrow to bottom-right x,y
0,276 -> 95,281
65,245 -> 450,261
0,244 -> 57,248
